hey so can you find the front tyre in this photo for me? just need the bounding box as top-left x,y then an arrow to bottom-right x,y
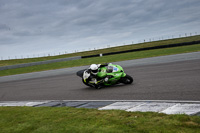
121,75 -> 133,84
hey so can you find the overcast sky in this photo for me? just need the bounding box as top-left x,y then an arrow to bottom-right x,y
0,0 -> 200,59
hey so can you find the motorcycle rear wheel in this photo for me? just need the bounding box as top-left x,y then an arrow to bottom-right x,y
82,78 -> 93,87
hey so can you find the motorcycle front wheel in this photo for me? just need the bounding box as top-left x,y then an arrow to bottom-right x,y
121,75 -> 133,84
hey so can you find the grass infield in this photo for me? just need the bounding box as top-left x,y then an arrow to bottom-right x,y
0,43 -> 200,76
0,35 -> 200,67
0,107 -> 200,133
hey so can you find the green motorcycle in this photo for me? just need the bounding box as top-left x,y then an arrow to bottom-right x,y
76,64 -> 133,89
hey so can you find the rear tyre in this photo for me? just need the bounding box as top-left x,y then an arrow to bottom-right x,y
76,69 -> 86,77
82,78 -> 93,87
121,75 -> 133,84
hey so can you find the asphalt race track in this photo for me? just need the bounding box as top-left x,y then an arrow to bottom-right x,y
0,53 -> 200,101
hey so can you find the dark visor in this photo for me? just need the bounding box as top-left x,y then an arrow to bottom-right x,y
92,69 -> 98,73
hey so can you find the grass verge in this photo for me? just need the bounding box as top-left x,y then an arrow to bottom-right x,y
0,44 -> 200,77
0,107 -> 200,133
0,35 -> 200,67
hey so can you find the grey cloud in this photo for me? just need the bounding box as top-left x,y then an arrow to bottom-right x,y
0,0 -> 200,59
0,24 -> 10,31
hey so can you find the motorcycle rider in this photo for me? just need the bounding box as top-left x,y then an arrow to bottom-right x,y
83,63 -> 109,89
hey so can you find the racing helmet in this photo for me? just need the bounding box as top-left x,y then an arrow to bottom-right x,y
90,64 -> 99,75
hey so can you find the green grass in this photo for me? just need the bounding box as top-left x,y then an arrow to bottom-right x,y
0,43 -> 200,77
0,107 -> 199,133
0,35 -> 200,67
